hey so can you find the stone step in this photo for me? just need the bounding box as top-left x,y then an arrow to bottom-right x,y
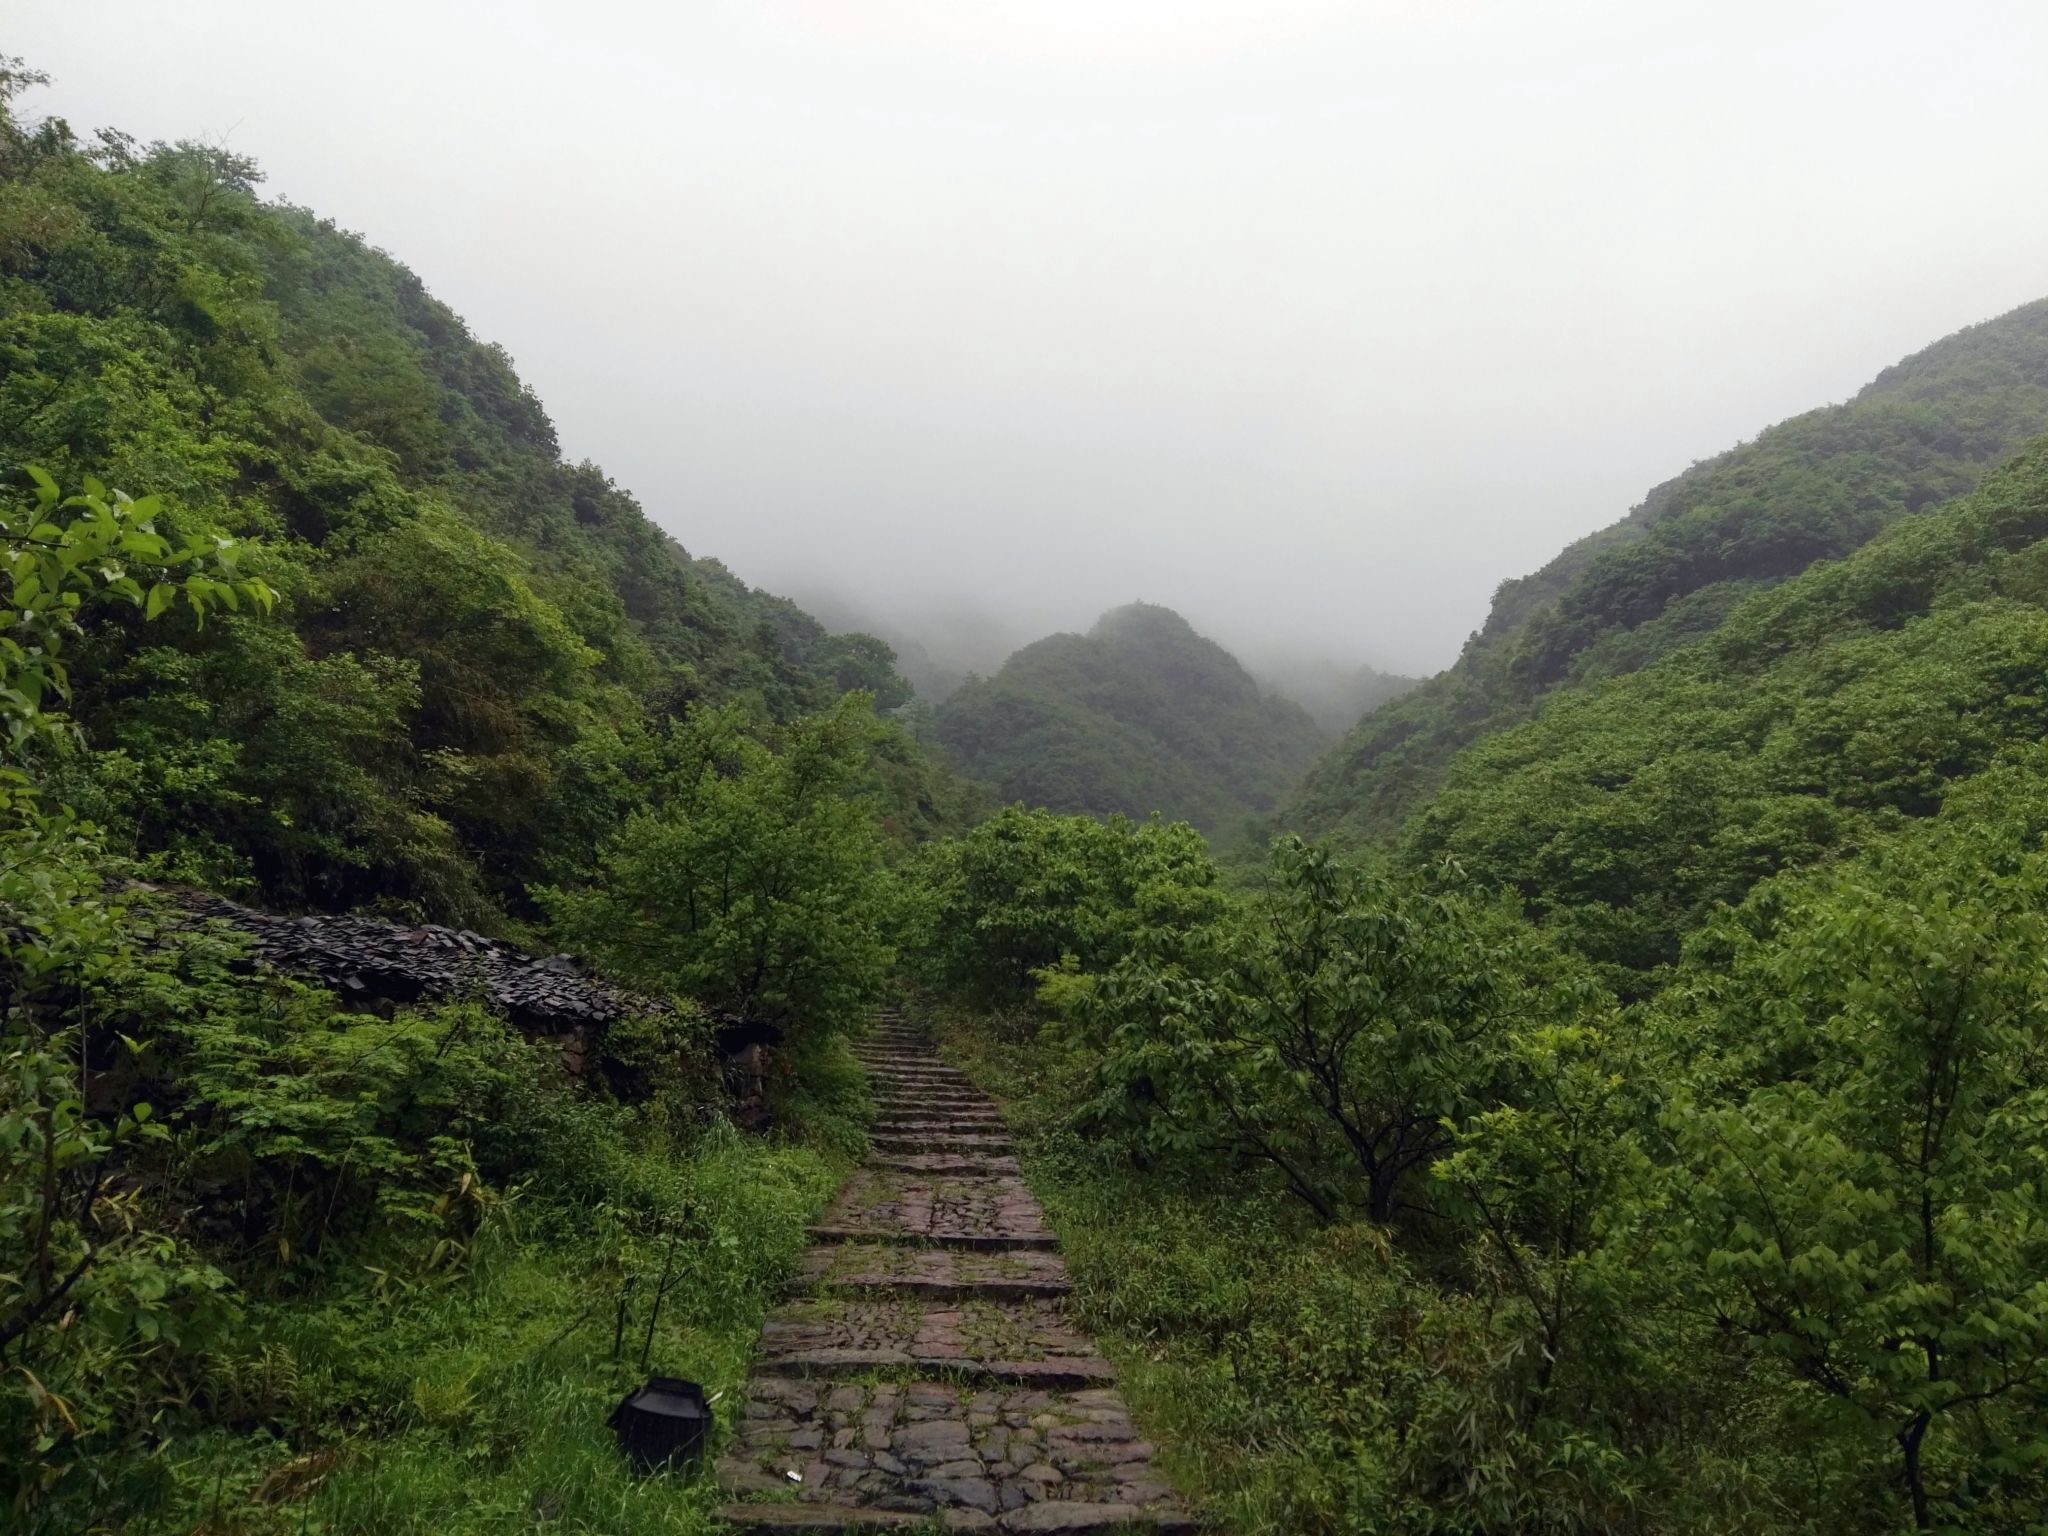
868,1154 -> 1022,1176
870,1104 -> 994,1118
755,1350 -> 1115,1390
716,1503 -> 1197,1536
856,1073 -> 966,1089
793,1276 -> 1070,1303
873,1136 -> 1016,1155
870,1131 -> 1009,1146
869,1130 -> 1007,1146
809,1227 -> 1059,1253
796,1242 -> 1071,1301
858,1058 -> 951,1069
820,1171 -> 1052,1244
719,1380 -> 1186,1529
871,1115 -> 1006,1132
758,1294 -> 1105,1379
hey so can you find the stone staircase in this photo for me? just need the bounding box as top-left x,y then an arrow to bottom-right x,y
716,1015 -> 1194,1534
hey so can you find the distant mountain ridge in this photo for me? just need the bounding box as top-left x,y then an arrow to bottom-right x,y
936,603 -> 1328,837
1283,296 -> 2048,848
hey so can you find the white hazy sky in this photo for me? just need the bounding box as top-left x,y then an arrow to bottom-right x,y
11,1 -> 2048,676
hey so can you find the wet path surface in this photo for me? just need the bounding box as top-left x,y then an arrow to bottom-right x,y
717,1020 -> 1192,1534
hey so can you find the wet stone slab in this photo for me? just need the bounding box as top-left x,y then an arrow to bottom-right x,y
820,1171 -> 1052,1243
797,1242 -> 1071,1299
866,1153 -> 1024,1177
760,1295 -> 1098,1365
719,1379 -> 1180,1515
720,1025 -> 1188,1532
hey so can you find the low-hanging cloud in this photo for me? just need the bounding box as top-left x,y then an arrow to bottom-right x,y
13,0 -> 2048,679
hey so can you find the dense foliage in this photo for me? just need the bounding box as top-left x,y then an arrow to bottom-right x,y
937,602 -> 1327,841
907,418 -> 2048,1531
0,460 -> 875,1531
903,804 -> 1224,1001
1406,436 -> 2048,987
15,46 -> 2048,1536
925,777 -> 2048,1531
1286,298 -> 2048,849
545,695 -> 895,1039
0,72 -> 939,930
0,67 -> 899,1535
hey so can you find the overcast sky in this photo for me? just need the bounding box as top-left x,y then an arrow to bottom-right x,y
11,1 -> 2048,676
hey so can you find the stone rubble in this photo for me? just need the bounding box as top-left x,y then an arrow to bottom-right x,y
171,889 -> 657,1034
718,1019 -> 1193,1535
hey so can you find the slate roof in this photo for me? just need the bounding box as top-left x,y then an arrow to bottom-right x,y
175,892 -> 659,1034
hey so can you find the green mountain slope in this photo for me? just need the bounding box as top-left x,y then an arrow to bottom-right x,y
935,602 -> 1327,836
1403,432 -> 2048,983
1285,297 -> 2048,847
0,117 -> 934,923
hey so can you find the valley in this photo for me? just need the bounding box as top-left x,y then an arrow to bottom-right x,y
4,62 -> 2048,1536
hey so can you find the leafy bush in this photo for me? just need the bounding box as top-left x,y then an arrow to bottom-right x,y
543,694 -> 895,1038
1071,836 -> 1577,1223
905,803 -> 1223,1000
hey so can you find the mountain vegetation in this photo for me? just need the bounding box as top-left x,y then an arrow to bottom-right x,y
0,68 -> 940,934
1405,438 -> 2048,986
904,313 -> 2048,1534
1247,656 -> 1415,734
1285,297 -> 2048,847
0,67 -> 924,1535
936,602 -> 1328,838
12,51 -> 2048,1536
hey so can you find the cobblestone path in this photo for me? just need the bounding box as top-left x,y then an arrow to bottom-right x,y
717,1019 -> 1193,1535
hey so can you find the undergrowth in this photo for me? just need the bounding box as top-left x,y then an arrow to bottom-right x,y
156,1124 -> 845,1536
917,995 -> 1820,1536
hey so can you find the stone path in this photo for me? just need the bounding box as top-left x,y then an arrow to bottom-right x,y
717,1018 -> 1193,1535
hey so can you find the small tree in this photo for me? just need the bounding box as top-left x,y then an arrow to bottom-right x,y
905,804 -> 1222,1001
1077,837 -> 1535,1222
543,694 -> 893,1036
1669,859 -> 2048,1529
0,468 -> 272,1520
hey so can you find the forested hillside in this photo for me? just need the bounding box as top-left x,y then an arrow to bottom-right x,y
0,71 -> 955,1536
935,602 -> 1327,837
0,91 -> 936,930
15,52 -> 2048,1536
1286,298 -> 2048,846
1404,433 -> 2048,983
905,429 -> 2048,1533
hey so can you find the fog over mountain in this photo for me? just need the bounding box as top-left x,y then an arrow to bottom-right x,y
15,1 -> 2048,677
789,586 -> 1415,734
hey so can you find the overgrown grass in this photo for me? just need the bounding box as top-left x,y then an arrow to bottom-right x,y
914,996 -> 1826,1536
157,1125 -> 845,1535
912,995 -> 1349,1535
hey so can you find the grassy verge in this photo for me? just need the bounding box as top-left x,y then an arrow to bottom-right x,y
160,1113 -> 852,1534
913,995 -> 1374,1536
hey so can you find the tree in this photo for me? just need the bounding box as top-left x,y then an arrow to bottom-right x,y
0,469 -> 272,764
1076,837 -> 1538,1222
905,804 -> 1222,1001
1669,858 -> 2048,1529
0,469 -> 269,1522
543,694 -> 893,1035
